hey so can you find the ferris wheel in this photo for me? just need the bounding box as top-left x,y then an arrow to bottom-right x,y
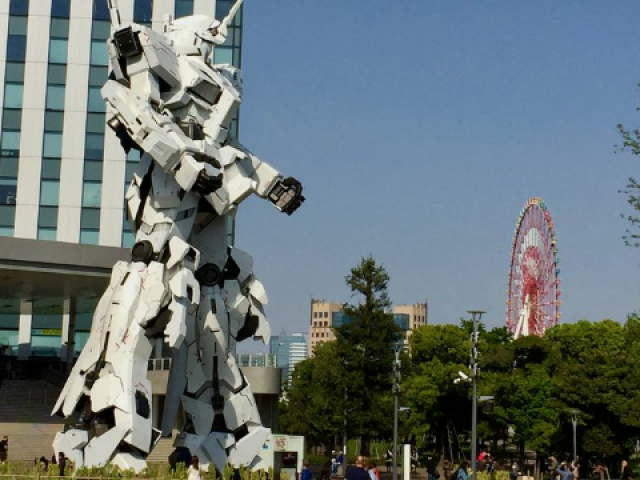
506,198 -> 561,338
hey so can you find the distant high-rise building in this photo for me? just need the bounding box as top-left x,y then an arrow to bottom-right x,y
308,298 -> 428,356
269,332 -> 308,388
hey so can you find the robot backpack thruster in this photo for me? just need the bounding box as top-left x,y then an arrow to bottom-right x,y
51,0 -> 304,472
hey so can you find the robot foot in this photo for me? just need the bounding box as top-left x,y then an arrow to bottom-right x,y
175,426 -> 270,472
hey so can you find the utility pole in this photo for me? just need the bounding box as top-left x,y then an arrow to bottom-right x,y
392,349 -> 401,480
467,310 -> 485,480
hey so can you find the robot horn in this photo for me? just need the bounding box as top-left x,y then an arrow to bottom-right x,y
216,0 -> 244,41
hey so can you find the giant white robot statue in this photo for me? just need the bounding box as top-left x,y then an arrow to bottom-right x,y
51,0 -> 303,472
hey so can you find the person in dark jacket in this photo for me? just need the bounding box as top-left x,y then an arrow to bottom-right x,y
58,452 -> 67,477
621,461 -> 632,480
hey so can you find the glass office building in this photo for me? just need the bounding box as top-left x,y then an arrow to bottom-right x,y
0,0 -> 243,360
269,332 -> 308,389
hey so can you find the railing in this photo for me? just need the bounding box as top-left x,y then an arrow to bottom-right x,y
147,358 -> 172,371
237,354 -> 277,368
0,388 -> 58,407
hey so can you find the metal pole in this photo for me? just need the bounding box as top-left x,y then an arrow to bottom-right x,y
467,310 -> 484,480
471,324 -> 478,480
572,414 -> 577,461
344,385 -> 348,462
393,349 -> 400,480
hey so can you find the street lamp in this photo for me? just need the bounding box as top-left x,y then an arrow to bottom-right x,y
467,310 -> 485,480
568,409 -> 581,461
392,348 -> 401,480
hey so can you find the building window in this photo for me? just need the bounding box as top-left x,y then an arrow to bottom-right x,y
7,36 -> 27,62
93,0 -> 110,21
46,85 -> 65,111
0,131 -> 20,155
51,0 -> 71,18
90,41 -> 109,66
8,17 -> 28,35
87,87 -> 105,112
4,85 -> 24,109
134,0 -> 153,24
10,0 -> 29,16
84,133 -> 105,160
175,0 -> 193,18
5,62 -> 25,83
82,182 -> 102,207
40,181 -> 60,206
0,158 -> 19,178
0,179 -> 17,205
43,133 -> 63,158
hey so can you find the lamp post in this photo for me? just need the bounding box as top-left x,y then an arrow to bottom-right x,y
392,348 -> 401,480
569,409 -> 580,462
343,385 -> 347,461
467,310 -> 485,480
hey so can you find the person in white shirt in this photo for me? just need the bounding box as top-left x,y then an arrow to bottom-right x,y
188,456 -> 204,480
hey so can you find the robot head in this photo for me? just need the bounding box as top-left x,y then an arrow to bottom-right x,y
165,15 -> 221,63
164,0 -> 243,63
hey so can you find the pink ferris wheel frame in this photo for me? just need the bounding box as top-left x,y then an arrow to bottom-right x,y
506,198 -> 561,337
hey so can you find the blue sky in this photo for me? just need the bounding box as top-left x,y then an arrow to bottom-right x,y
230,1 -> 640,347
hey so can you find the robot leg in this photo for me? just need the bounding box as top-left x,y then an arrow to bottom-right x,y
53,260 -> 173,471
173,286 -> 270,471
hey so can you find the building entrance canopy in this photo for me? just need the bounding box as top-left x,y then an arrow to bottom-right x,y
0,236 -> 128,358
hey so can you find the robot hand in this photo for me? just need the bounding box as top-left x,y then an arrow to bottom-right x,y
192,168 -> 223,195
175,153 -> 222,194
267,177 -> 305,215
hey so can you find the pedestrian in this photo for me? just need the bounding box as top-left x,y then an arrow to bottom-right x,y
557,461 -> 574,480
58,452 -> 67,476
346,456 -> 370,480
443,459 -> 452,480
0,436 -> 8,462
510,462 -> 520,480
302,459 -> 312,480
368,462 -> 380,480
549,456 -> 559,480
332,452 -> 338,475
591,463 -> 605,480
411,448 -> 420,474
486,455 -> 495,475
573,461 -> 580,480
456,461 -> 469,480
188,455 -> 204,480
621,461 -> 632,480
386,449 -> 393,473
426,456 -> 440,480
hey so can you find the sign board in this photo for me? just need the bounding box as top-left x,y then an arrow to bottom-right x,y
273,435 -> 288,452
32,329 -> 62,336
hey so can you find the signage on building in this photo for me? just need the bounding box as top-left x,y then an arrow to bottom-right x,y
273,435 -> 288,452
31,329 -> 62,336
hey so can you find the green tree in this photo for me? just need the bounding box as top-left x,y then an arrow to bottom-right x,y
333,256 -> 402,456
545,320 -> 631,461
279,342 -> 343,447
616,122 -> 640,247
404,324 -> 471,458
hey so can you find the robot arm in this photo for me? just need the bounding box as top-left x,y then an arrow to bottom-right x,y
102,80 -> 221,195
206,139 -> 304,215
